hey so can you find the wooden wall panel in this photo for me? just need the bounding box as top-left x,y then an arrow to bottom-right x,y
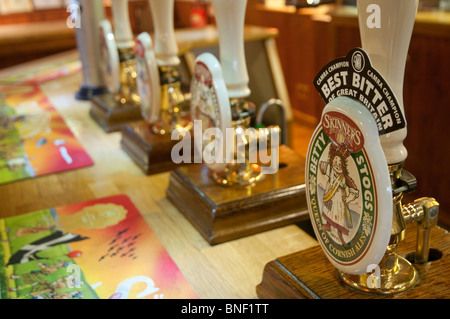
403,33 -> 450,227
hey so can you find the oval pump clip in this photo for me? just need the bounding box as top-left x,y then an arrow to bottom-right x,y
190,0 -> 281,186
305,0 -> 440,294
98,0 -> 140,106
135,0 -> 192,136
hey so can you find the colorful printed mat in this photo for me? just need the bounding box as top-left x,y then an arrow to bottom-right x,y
0,57 -> 81,86
0,194 -> 198,299
0,84 -> 93,185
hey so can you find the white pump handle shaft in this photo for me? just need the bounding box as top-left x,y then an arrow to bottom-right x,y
211,0 -> 251,99
148,0 -> 180,66
357,0 -> 419,164
111,0 -> 134,49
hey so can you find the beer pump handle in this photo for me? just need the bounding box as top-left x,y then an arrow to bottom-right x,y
211,0 -> 251,99
357,0 -> 419,164
136,32 -> 161,124
148,0 -> 180,66
73,0 -> 106,99
111,0 -> 134,49
99,20 -> 120,95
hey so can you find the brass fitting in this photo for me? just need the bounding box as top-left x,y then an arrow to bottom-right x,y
339,164 -> 440,294
212,98 -> 281,186
152,65 -> 191,136
388,163 -> 408,253
117,47 -> 140,106
391,162 -> 440,264
402,197 -> 439,264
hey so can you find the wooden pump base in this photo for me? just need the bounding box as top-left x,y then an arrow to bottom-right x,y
166,146 -> 310,245
256,224 -> 450,299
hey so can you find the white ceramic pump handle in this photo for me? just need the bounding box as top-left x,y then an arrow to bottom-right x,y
148,0 -> 180,66
211,0 -> 251,99
111,0 -> 134,49
357,0 -> 419,164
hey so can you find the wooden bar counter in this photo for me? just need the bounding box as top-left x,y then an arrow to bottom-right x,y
0,51 -> 317,299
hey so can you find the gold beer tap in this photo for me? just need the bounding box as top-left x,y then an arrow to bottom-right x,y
208,0 -> 282,187
390,163 -> 439,265
214,98 -> 259,186
90,0 -> 143,133
120,0 -> 193,175
257,1 -> 446,299
117,46 -> 140,106
339,163 -> 439,294
110,0 -> 140,107
403,197 -> 439,264
167,11 -> 302,244
212,97 -> 282,186
152,64 -> 190,136
145,0 -> 192,137
336,0 -> 442,295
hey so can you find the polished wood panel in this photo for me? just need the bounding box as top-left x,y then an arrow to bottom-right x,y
121,120 -> 193,175
90,93 -> 142,133
166,146 -> 309,245
403,33 -> 450,231
256,224 -> 450,299
0,8 -> 69,25
0,21 -> 76,69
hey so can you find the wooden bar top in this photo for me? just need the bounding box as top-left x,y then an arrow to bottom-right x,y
177,24 -> 278,50
0,51 -> 317,299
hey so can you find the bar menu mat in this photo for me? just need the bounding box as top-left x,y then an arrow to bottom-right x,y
0,84 -> 93,185
0,57 -> 81,86
0,194 -> 199,299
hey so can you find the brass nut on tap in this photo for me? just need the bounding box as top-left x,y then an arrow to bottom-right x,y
401,197 -> 439,265
402,197 -> 439,228
419,198 -> 439,229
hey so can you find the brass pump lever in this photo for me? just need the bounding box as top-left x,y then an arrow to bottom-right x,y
402,197 -> 440,264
